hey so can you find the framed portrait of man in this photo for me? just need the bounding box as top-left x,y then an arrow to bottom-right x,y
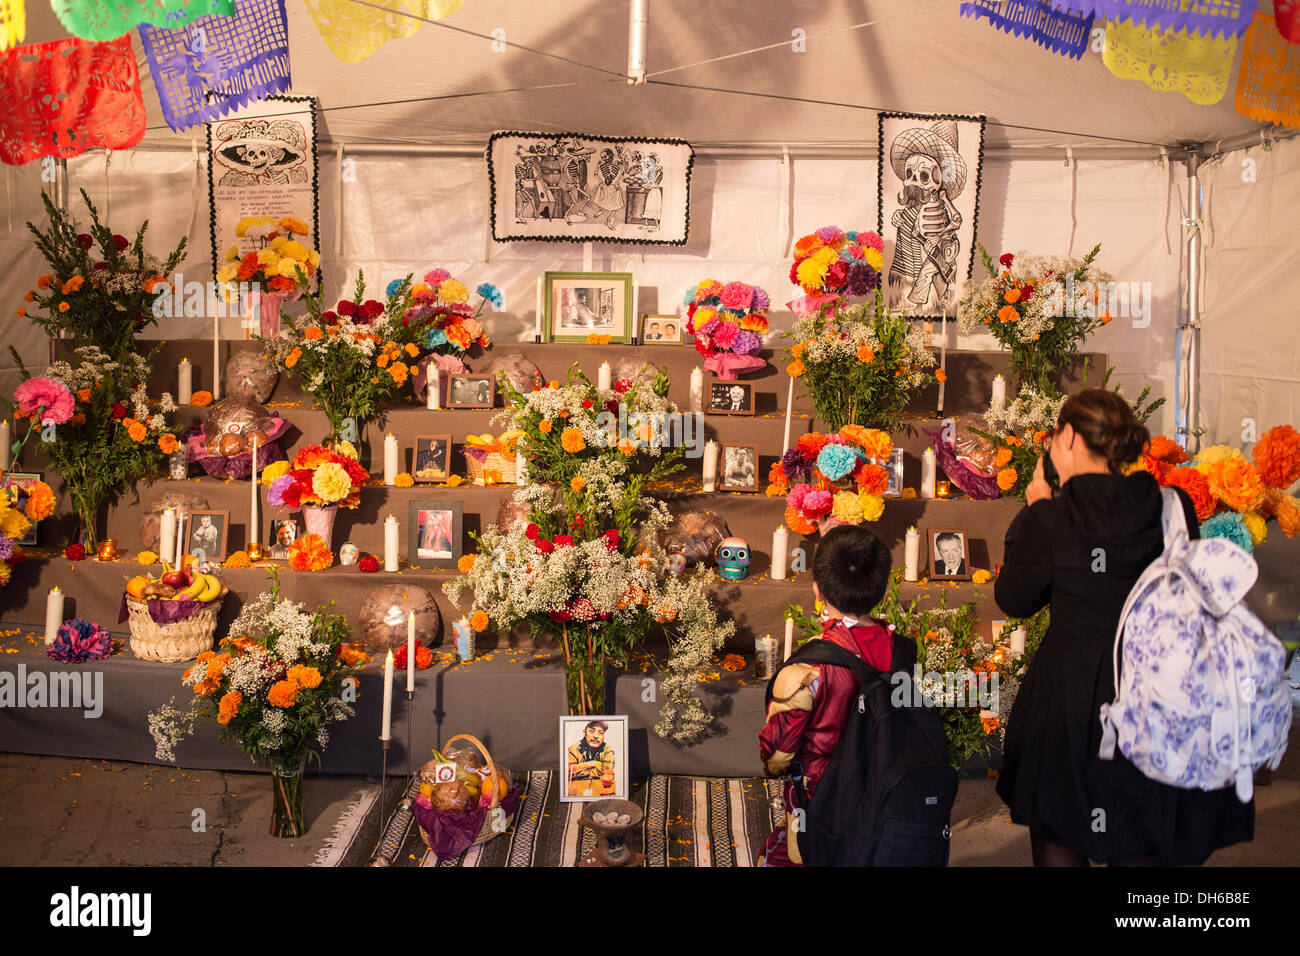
447,375 -> 494,409
183,510 -> 230,564
708,380 -> 754,416
928,528 -> 971,581
559,714 -> 629,803
720,443 -> 759,493
268,517 -> 298,560
413,434 -> 452,483
408,500 -> 462,569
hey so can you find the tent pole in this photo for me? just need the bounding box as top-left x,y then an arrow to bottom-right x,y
55,158 -> 69,214
1182,154 -> 1203,455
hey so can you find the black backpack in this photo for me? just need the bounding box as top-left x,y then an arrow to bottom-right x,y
765,631 -> 958,866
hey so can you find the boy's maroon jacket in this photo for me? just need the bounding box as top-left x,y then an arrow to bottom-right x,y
757,618 -> 894,865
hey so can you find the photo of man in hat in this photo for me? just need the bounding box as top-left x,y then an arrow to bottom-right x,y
566,719 -> 616,797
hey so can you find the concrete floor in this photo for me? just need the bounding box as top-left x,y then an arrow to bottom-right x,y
2,732 -> 1296,866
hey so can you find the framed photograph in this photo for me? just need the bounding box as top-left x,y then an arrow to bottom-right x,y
641,314 -> 682,344
544,271 -> 634,344
409,500 -> 463,569
885,447 -> 904,497
560,715 -> 629,803
447,374 -> 494,409
720,443 -> 760,493
487,131 -> 694,245
1,472 -> 42,546
877,111 -> 986,322
183,510 -> 230,564
708,380 -> 754,417
413,434 -> 452,483
268,517 -> 299,560
928,528 -> 971,581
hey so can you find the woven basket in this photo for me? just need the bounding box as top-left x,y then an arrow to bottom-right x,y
126,590 -> 226,662
419,733 -> 513,850
465,451 -> 517,485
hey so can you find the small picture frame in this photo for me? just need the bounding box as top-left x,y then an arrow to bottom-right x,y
885,447 -> 904,497
409,499 -> 463,569
413,434 -> 452,483
1,472 -> 42,546
447,374 -> 494,409
183,510 -> 230,564
929,528 -> 971,581
545,271 -> 634,344
708,380 -> 754,416
268,517 -> 299,560
640,313 -> 682,344
560,715 -> 629,803
720,443 -> 760,493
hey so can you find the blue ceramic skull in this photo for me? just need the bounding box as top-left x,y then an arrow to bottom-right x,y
715,537 -> 750,581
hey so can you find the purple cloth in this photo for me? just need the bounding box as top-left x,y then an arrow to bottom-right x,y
924,427 -> 1003,500
138,0 -> 291,133
411,787 -> 522,859
119,593 -> 209,625
185,416 -> 290,480
960,1 -> 1094,58
1055,0 -> 1256,38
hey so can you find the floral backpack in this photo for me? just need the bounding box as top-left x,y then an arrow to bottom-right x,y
1098,487 -> 1292,802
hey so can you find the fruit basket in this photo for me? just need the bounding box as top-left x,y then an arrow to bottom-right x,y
411,734 -> 522,857
121,570 -> 228,663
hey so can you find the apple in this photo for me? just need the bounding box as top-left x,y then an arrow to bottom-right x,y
161,570 -> 190,589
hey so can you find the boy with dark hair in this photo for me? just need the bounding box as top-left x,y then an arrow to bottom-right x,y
757,525 -> 895,866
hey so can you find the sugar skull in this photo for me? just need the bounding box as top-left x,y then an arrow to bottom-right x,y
715,536 -> 750,581
339,542 -> 359,566
666,550 -> 687,576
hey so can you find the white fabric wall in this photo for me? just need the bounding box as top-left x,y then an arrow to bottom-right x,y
1199,136 -> 1300,447
1,149 -> 1188,433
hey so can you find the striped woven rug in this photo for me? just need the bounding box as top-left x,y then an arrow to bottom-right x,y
323,772 -> 784,867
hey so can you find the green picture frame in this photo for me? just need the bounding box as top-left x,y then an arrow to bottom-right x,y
544,271 -> 634,344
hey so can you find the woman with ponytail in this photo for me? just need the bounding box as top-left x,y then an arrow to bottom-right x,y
994,389 -> 1254,866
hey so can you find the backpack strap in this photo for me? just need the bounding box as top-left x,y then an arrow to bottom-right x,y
1159,485 -> 1189,546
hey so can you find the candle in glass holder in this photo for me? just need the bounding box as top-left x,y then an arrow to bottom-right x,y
485,468 -> 502,487
936,478 -> 951,499
96,538 -> 118,561
454,617 -> 474,662
168,446 -> 190,480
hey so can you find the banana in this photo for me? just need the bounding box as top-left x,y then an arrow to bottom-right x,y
196,574 -> 223,603
181,575 -> 206,600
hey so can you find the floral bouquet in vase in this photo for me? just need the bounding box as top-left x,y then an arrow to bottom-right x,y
0,477 -> 54,588
262,444 -> 368,554
216,216 -> 320,338
401,269 -> 498,404
683,280 -> 770,380
788,226 -> 884,316
767,426 -> 893,534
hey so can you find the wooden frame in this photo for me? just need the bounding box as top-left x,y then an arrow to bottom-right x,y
544,271 -> 634,344
447,374 -> 494,409
928,527 -> 972,581
1,471 -> 41,546
183,510 -> 230,564
640,313 -> 683,345
708,379 -> 755,417
559,714 -> 629,803
720,443 -> 760,493
409,499 -> 463,569
412,433 -> 453,483
267,517 -> 299,561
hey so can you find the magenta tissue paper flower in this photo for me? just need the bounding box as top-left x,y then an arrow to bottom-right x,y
15,377 -> 75,425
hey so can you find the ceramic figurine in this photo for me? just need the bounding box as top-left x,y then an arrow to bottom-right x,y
339,542 -> 360,566
715,536 -> 751,581
666,550 -> 687,576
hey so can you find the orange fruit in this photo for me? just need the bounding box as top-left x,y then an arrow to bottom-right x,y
126,575 -> 150,600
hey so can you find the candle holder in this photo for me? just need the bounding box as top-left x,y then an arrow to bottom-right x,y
936,479 -> 952,499
95,538 -> 118,561
247,542 -> 265,562
168,446 -> 190,480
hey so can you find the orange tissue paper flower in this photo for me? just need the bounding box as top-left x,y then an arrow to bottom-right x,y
795,432 -> 830,458
1263,488 -> 1300,537
24,482 -> 55,522
1164,467 -> 1215,521
268,680 -> 300,708
1147,434 -> 1189,465
784,506 -> 817,535
856,463 -> 890,496
1206,458 -> 1266,513
289,533 -> 334,571
1253,424 -> 1300,490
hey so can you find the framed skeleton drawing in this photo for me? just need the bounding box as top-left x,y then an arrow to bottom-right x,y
487,131 -> 694,246
877,112 -> 985,323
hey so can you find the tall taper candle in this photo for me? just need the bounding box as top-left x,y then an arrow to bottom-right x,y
991,374 -> 1006,411
44,586 -> 64,646
384,433 -> 399,486
782,376 -> 794,455
384,514 -> 399,572
921,448 -> 937,499
381,650 -> 394,740
406,611 -> 416,693
535,277 -> 543,340
159,508 -> 177,567
212,316 -> 221,400
689,367 -> 703,413
771,525 -> 789,580
783,618 -> 794,662
178,358 -> 192,405
426,366 -> 440,410
632,281 -> 639,338
174,510 -> 185,569
904,526 -> 920,582
598,361 -> 612,392
702,440 -> 719,493
0,418 -> 10,471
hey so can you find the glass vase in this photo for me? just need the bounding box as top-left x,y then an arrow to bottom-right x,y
270,757 -> 307,838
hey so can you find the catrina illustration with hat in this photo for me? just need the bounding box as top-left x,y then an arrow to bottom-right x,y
888,119 -> 966,314
214,119 -> 309,188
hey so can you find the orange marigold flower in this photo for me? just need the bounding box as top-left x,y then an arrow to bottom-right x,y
1002,287 -> 1020,304
194,679 -> 219,697
394,472 -> 414,488
287,665 -> 322,689
935,368 -> 947,383
158,433 -> 179,454
997,467 -> 1018,492
286,348 -> 303,369
268,680 -> 299,708
24,290 -> 34,302
787,360 -> 805,378
1253,424 -> 1300,490
224,550 -> 252,568
570,476 -> 587,493
790,342 -> 807,360
127,422 -> 147,443
37,273 -> 52,290
24,482 -> 56,522
470,609 -> 489,632
981,715 -> 1001,734
58,301 -> 70,313
77,388 -> 91,402
217,691 -> 242,725
457,554 -> 477,573
190,390 -> 213,408
61,275 -> 85,295
617,437 -> 636,456
997,305 -> 1018,323
376,353 -> 390,368
15,306 -> 26,317
994,447 -> 1014,469
304,326 -> 323,341
538,419 -> 553,435
857,346 -> 875,363
206,653 -> 232,681
405,343 -> 420,357
561,427 -> 586,453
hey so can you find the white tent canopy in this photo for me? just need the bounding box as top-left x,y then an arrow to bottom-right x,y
2,0 -> 1296,445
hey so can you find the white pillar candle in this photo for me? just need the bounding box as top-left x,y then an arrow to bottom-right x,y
159,507 -> 177,567
689,367 -> 704,414
178,358 -> 192,405
701,440 -> 719,492
783,618 -> 794,662
0,418 -> 10,471
1010,627 -> 1027,657
381,650 -> 394,740
384,433 -> 399,486
516,450 -> 529,486
535,277 -> 543,340
991,374 -> 1007,411
249,437 -> 259,547
782,376 -> 794,455
406,611 -> 416,693
426,366 -> 440,410
597,361 -> 612,392
44,586 -> 64,646
904,526 -> 920,582
921,448 -> 937,499
770,525 -> 789,580
212,317 -> 221,400
384,514 -> 399,572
